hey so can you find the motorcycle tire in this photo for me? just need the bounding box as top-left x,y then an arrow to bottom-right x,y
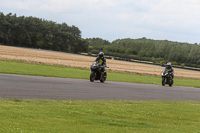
90,72 -> 95,82
162,77 -> 165,86
104,72 -> 107,81
169,79 -> 173,87
100,78 -> 105,83
100,72 -> 106,83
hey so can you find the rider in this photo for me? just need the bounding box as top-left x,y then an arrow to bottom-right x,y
162,62 -> 174,78
95,52 -> 107,72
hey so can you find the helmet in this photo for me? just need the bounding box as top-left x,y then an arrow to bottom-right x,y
166,62 -> 172,69
98,52 -> 104,58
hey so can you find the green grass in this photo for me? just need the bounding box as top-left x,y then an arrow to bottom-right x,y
1,60 -> 200,132
1,60 -> 200,88
0,99 -> 199,133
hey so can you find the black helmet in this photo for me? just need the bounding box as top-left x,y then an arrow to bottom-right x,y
98,52 -> 104,58
166,62 -> 172,69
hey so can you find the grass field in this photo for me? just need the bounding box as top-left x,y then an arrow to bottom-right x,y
1,60 -> 200,88
0,99 -> 200,133
1,45 -> 200,79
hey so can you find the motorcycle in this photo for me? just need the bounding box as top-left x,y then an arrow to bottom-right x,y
90,61 -> 108,83
161,70 -> 173,87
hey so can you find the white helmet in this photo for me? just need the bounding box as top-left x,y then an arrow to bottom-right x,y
167,62 -> 171,65
98,52 -> 104,58
166,62 -> 172,69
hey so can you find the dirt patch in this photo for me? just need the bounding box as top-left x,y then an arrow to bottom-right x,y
1,45 -> 200,79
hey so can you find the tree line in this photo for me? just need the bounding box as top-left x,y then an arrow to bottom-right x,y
87,37 -> 200,68
0,12 -> 88,53
1,12 -> 200,68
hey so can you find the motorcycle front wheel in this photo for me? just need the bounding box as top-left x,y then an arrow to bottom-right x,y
90,71 -> 95,82
162,77 -> 165,86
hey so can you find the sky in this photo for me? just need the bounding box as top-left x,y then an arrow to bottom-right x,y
1,0 -> 200,43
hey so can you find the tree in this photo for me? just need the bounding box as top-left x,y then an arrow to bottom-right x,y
0,12 -> 87,53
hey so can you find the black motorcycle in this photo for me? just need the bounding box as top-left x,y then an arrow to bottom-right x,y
161,70 -> 173,87
90,61 -> 108,83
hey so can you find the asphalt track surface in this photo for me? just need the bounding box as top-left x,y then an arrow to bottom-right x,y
0,73 -> 200,101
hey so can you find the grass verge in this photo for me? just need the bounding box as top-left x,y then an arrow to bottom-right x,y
1,60 -> 200,88
0,99 -> 200,133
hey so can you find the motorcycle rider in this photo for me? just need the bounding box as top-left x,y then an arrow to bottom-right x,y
162,62 -> 174,79
94,52 -> 107,72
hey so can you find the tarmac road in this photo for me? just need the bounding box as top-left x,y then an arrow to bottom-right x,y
0,73 -> 200,101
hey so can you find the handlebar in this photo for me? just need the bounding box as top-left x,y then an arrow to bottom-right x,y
91,62 -> 109,68
100,66 -> 109,68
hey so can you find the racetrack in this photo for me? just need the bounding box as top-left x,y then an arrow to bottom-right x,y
0,74 -> 200,101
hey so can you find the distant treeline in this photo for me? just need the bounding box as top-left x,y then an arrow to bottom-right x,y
86,38 -> 200,68
1,12 -> 200,68
0,12 -> 88,53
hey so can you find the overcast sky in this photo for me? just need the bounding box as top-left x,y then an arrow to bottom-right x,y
1,0 -> 200,43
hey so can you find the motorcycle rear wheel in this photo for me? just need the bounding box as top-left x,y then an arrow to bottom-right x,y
100,72 -> 106,83
100,78 -> 104,83
169,79 -> 173,87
